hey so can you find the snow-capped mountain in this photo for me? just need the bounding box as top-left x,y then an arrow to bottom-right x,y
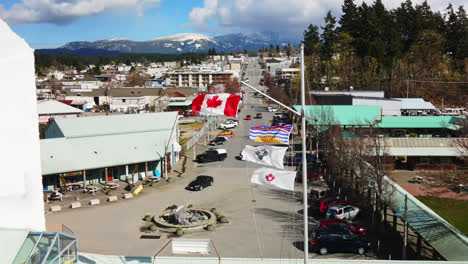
60,33 -> 230,54
37,32 -> 298,55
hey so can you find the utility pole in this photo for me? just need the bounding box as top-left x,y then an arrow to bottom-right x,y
403,194 -> 408,260
300,43 -> 309,263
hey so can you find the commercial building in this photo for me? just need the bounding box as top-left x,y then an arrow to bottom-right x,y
41,112 -> 181,190
276,68 -> 300,80
168,71 -> 233,88
37,100 -> 83,124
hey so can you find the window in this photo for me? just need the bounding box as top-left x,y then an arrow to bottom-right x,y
440,158 -> 451,164
122,99 -> 126,103
420,157 -> 430,164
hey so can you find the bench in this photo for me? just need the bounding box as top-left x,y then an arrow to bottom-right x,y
89,199 -> 100,206
123,193 -> 133,199
70,202 -> 81,209
50,205 -> 61,212
107,196 -> 118,202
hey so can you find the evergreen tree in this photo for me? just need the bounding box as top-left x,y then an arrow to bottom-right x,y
212,48 -> 217,55
320,11 -> 338,60
339,0 -> 358,36
276,45 -> 280,54
303,24 -> 320,56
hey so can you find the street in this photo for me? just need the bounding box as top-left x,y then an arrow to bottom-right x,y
46,57 -> 375,260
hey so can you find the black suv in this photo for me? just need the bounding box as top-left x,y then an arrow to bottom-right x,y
186,176 -> 214,191
310,229 -> 370,255
196,149 -> 227,163
209,137 -> 227,146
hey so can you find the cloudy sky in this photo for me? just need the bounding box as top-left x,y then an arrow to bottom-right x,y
0,0 -> 464,49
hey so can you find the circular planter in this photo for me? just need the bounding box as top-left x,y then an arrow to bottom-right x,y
144,216 -> 152,221
150,225 -> 158,231
175,229 -> 184,236
206,225 -> 214,231
220,217 -> 229,223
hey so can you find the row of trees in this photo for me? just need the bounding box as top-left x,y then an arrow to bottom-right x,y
302,0 -> 468,106
34,53 -> 208,76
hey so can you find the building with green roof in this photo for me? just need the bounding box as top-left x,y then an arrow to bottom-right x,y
293,105 -> 382,127
41,112 -> 181,190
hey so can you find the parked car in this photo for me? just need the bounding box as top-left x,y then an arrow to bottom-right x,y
268,106 -> 278,112
318,219 -> 366,235
186,176 -> 214,191
311,197 -> 347,214
196,149 -> 227,163
226,119 -> 239,126
209,137 -> 228,146
310,229 -> 371,255
296,165 -> 323,182
255,113 -> 262,119
218,130 -> 235,138
326,205 -> 360,220
219,122 -> 237,130
246,115 -> 252,120
309,185 -> 330,200
284,152 -> 316,166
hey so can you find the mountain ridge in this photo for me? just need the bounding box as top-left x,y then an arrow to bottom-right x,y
35,32 -> 298,56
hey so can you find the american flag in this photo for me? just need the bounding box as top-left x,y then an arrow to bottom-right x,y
249,125 -> 293,145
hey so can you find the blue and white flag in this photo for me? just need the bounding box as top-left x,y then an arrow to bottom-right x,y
249,125 -> 293,145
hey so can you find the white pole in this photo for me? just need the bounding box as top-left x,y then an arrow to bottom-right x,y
300,43 -> 309,263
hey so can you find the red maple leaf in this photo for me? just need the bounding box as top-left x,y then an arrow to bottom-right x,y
206,96 -> 223,108
265,174 -> 275,182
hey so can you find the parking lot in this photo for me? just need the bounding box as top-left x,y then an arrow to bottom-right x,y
46,58 -> 377,259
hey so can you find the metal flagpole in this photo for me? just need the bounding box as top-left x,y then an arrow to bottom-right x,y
239,44 -> 308,263
300,43 -> 309,264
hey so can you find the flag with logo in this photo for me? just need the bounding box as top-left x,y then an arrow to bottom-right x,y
251,167 -> 296,191
249,125 -> 293,144
241,145 -> 288,169
192,93 -> 241,117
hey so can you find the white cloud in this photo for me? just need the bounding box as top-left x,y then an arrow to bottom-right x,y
0,0 -> 162,25
188,0 -> 466,38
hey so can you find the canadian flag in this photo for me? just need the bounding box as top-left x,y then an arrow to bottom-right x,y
251,167 -> 296,191
192,93 -> 241,117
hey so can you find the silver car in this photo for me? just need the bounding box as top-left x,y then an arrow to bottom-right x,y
326,205 -> 360,220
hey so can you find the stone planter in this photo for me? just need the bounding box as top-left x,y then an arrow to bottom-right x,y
175,229 -> 184,236
206,225 -> 214,231
144,215 -> 152,221
150,225 -> 158,231
220,217 -> 229,223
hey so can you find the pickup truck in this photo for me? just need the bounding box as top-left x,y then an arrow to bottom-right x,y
219,122 -> 237,130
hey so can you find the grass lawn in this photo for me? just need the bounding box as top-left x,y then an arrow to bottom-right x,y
416,196 -> 468,236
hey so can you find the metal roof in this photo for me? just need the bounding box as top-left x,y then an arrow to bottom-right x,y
294,105 -> 382,126
168,100 -> 192,107
310,90 -> 385,98
40,130 -> 172,175
383,137 -> 466,156
376,116 -> 463,129
47,112 -> 178,139
395,98 -> 435,110
37,100 -> 83,115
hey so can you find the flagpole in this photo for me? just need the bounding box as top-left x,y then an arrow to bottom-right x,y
300,43 -> 309,264
240,45 -> 309,264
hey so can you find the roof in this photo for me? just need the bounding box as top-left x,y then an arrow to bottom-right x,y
310,90 -> 385,98
110,88 -> 162,97
37,100 -> 83,115
396,98 -> 435,110
46,112 -> 178,139
62,88 -> 106,97
166,88 -> 198,97
381,138 -> 465,156
168,100 -> 192,107
41,130 -> 173,175
293,105 -> 382,126
376,116 -> 464,129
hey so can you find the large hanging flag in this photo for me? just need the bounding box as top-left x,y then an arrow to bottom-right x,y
249,125 -> 293,144
251,167 -> 296,191
241,145 -> 288,169
192,93 -> 241,117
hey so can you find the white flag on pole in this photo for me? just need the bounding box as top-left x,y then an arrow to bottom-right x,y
241,145 -> 288,169
251,167 -> 296,191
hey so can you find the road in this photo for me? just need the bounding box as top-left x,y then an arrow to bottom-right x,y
46,57 -> 375,260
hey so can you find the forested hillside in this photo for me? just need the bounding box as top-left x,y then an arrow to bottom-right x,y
302,0 -> 467,106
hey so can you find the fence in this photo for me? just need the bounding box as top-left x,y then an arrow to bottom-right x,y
186,117 -> 215,151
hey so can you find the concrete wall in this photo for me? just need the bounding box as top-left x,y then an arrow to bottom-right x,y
0,18 -> 45,231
